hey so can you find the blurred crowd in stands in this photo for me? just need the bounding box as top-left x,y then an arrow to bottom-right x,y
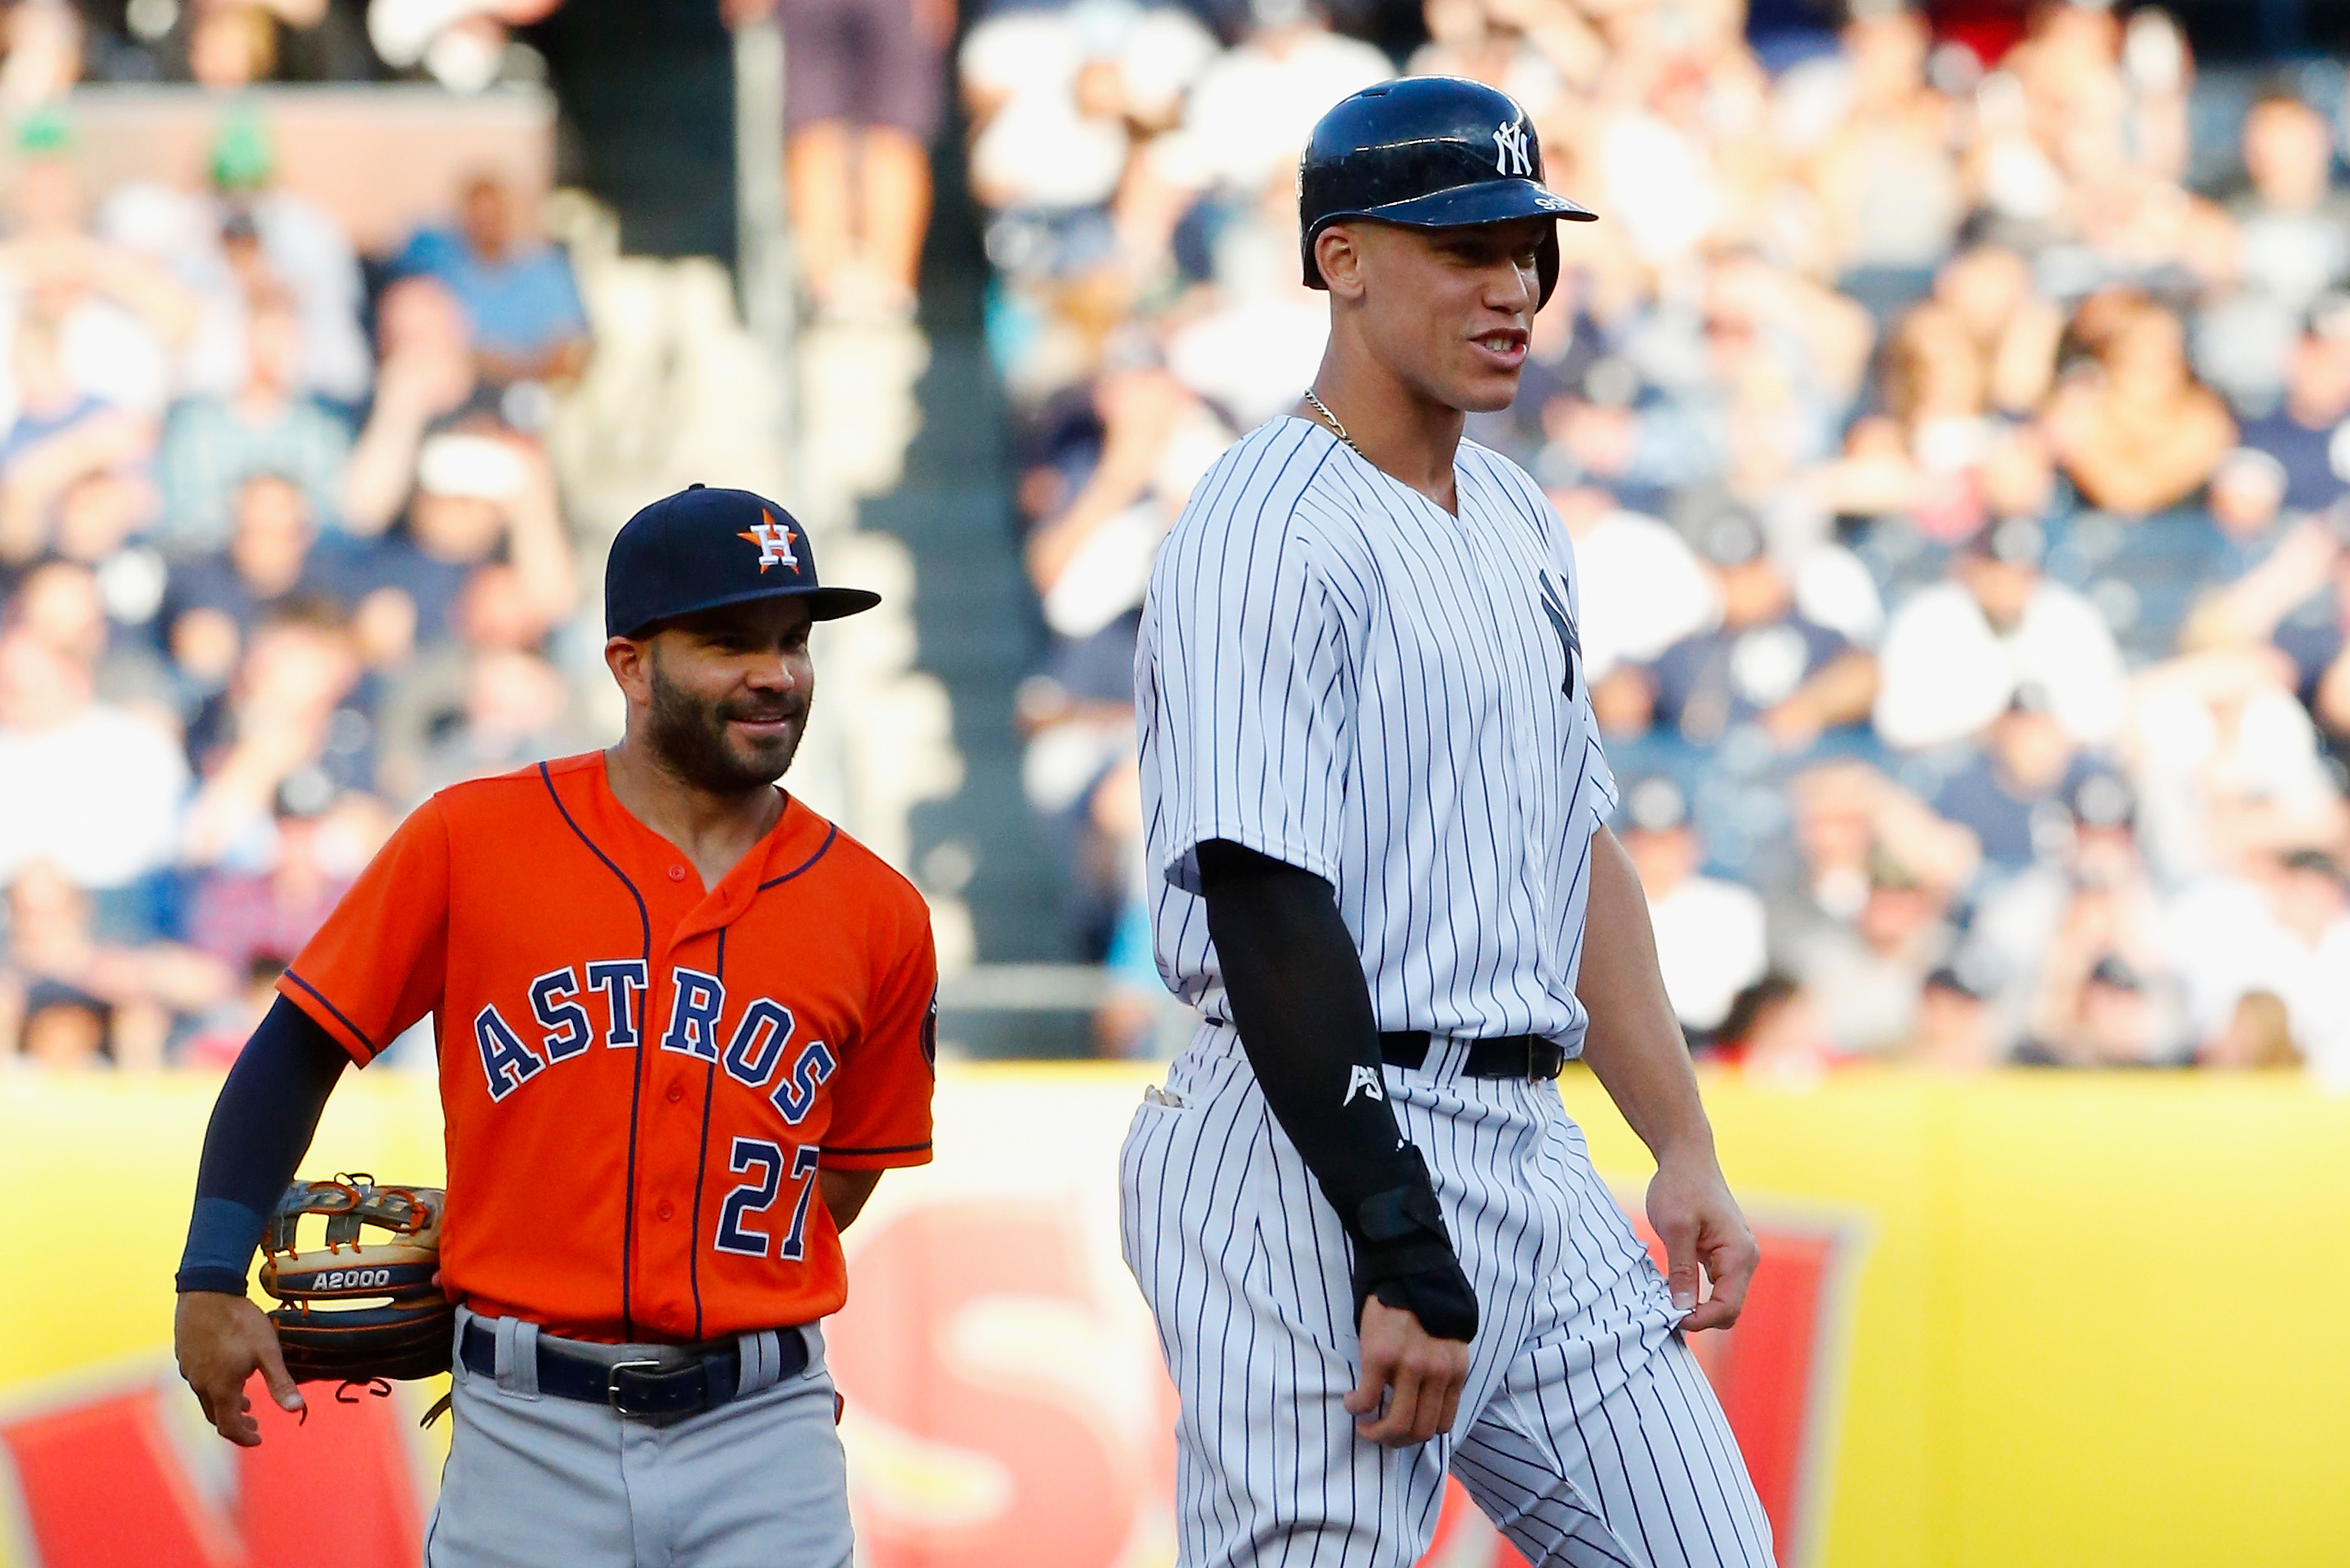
2,0 -> 562,98
983,0 -> 2350,1081
0,99 -> 594,1067
10,0 -> 2350,1087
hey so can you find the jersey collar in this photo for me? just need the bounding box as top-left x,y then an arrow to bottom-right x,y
571,752 -> 835,945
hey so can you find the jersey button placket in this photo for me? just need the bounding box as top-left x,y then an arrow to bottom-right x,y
635,927 -> 692,1327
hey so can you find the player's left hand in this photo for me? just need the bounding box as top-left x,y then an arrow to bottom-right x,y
1646,1149 -> 1759,1333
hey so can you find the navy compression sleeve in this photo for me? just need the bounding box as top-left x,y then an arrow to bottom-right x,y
1196,840 -> 1478,1341
174,996 -> 349,1295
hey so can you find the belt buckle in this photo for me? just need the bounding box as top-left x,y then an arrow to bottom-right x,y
607,1358 -> 668,1418
1527,1037 -> 1561,1081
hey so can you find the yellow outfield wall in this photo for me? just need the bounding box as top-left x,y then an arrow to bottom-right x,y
0,1066 -> 2343,1568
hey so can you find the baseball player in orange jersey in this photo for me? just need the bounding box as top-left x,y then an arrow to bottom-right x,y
173,484 -> 938,1566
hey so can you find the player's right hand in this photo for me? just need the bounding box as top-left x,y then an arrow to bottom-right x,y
1346,1297 -> 1469,1447
174,1292 -> 305,1447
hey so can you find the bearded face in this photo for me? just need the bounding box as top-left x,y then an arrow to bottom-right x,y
633,599 -> 815,796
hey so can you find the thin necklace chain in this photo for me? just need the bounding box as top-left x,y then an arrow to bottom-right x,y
1302,387 -> 1362,456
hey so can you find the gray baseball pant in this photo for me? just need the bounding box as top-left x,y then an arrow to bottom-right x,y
423,1307 -> 854,1567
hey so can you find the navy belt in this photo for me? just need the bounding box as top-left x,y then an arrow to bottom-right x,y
1379,1030 -> 1566,1081
459,1320 -> 807,1420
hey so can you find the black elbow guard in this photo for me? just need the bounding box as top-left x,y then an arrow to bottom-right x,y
1334,1147 -> 1479,1344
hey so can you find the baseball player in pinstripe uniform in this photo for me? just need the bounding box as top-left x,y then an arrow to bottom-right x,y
1121,79 -> 1774,1567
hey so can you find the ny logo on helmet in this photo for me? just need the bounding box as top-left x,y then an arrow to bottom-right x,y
1493,118 -> 1532,177
738,509 -> 800,573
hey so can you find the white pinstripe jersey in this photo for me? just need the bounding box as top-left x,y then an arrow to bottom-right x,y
1137,415 -> 1618,1049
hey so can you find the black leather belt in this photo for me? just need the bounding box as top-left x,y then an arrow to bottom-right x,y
1380,1030 -> 1566,1080
459,1320 -> 807,1420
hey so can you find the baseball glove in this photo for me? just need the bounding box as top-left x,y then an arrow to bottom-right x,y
259,1174 -> 455,1392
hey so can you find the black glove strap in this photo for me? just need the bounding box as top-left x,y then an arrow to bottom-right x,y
1336,1149 -> 1480,1343
1356,1176 -> 1448,1242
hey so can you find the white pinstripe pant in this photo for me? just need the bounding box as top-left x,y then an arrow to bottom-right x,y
1119,1026 -> 1773,1568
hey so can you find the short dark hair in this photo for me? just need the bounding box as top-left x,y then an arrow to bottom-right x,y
1715,974 -> 1802,1050
256,593 -> 350,636
2248,86 -> 2321,118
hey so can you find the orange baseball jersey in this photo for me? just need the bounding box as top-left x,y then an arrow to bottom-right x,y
276,751 -> 937,1344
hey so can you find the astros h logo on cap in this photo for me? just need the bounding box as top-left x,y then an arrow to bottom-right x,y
604,483 -> 881,640
738,510 -> 800,573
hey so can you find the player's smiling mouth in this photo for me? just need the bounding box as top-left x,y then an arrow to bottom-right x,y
1473,328 -> 1529,364
726,707 -> 803,734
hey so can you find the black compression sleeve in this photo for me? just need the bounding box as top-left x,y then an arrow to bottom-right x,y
174,996 -> 349,1295
1196,840 -> 1478,1341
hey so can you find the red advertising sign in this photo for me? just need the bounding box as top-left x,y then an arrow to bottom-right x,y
0,1371 -> 422,1568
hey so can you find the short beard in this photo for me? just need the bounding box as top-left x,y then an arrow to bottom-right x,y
644,649 -> 806,796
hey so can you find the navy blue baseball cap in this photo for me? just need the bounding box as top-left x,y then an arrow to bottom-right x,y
604,483 -> 881,639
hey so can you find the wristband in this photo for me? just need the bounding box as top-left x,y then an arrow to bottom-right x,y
175,1196 -> 267,1294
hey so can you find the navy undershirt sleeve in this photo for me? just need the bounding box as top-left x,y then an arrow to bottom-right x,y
1196,840 -> 1478,1341
174,996 -> 350,1295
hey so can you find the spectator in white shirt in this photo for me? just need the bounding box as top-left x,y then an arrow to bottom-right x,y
2121,645 -> 2344,883
1617,775 -> 1766,1038
2165,848 -> 2350,1088
1552,484 -> 1718,681
1873,517 -> 2127,752
960,0 -> 1218,218
963,11 -> 1143,218
0,625 -> 186,893
1026,355 -> 1231,641
1148,0 -> 1389,197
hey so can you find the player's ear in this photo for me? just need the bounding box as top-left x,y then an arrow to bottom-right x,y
604,635 -> 651,706
1316,224 -> 1370,303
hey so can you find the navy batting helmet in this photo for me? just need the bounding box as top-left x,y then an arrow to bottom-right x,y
1298,77 -> 1594,310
